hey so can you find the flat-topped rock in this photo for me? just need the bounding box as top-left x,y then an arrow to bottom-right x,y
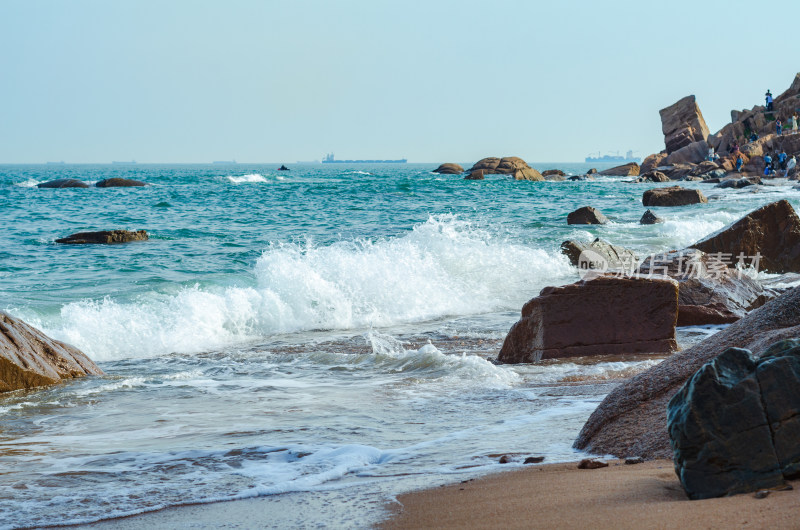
433,163 -> 464,175
567,206 -> 608,225
497,275 -> 678,363
37,179 -> 89,189
95,178 -> 148,187
599,162 -> 640,177
0,311 -> 102,393
55,230 -> 149,245
692,200 -> 800,274
642,186 -> 708,207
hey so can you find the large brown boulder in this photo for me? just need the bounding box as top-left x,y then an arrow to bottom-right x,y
640,153 -> 668,174
642,186 -> 708,207
599,162 -> 640,177
660,96 -> 710,154
55,230 -> 149,244
638,250 -> 766,326
567,206 -> 608,225
469,156 -> 529,175
465,170 -> 486,180
691,200 -> 800,274
433,163 -> 464,174
497,275 -> 678,363
513,168 -> 545,181
542,169 -> 565,177
0,311 -> 102,392
574,286 -> 800,459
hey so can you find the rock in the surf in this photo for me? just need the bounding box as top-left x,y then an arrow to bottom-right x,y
497,275 -> 678,363
716,178 -> 755,189
55,230 -> 149,244
542,169 -> 565,178
640,210 -> 663,224
512,168 -> 545,181
560,238 -> 637,272
567,206 -> 608,225
599,162 -> 640,177
469,156 -> 530,175
0,311 -> 102,393
36,179 -> 89,189
433,163 -> 464,174
465,170 -> 486,180
640,153 -> 668,174
667,346 -> 786,499
642,186 -> 708,207
95,178 -> 147,187
691,200 -> 800,274
635,171 -> 670,183
574,286 -> 800,460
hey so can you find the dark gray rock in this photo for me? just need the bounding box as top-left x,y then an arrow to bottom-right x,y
668,346 -> 785,500
55,230 -> 149,244
560,238 -> 637,272
640,210 -> 664,224
37,179 -> 89,189
567,206 -> 608,225
716,178 -> 754,189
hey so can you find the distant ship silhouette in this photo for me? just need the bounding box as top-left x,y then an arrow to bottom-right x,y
322,153 -> 407,164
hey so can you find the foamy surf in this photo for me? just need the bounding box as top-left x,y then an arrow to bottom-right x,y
226,173 -> 268,183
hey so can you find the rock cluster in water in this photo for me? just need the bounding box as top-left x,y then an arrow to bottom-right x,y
55,230 -> 149,244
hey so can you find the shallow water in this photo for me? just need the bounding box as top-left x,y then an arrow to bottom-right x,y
1,163 -> 797,528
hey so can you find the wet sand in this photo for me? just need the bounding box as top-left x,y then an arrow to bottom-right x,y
382,459 -> 800,529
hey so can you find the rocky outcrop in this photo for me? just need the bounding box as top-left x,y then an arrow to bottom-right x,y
497,275 -> 678,363
635,171 -> 670,183
512,168 -> 545,181
599,162 -> 640,177
95,178 -> 147,187
0,311 -> 102,392
433,163 -> 464,174
560,238 -> 637,271
469,157 -> 529,175
638,249 -> 766,326
567,206 -> 608,225
640,153 -> 668,174
665,140 -> 710,165
642,186 -> 708,207
660,96 -> 710,154
660,164 -> 696,181
691,200 -> 800,274
640,210 -> 663,224
37,179 -> 89,189
55,230 -> 149,244
574,286 -> 800,460
464,170 -> 486,180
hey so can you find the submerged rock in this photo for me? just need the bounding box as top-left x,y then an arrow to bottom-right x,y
497,275 -> 678,363
642,186 -> 708,207
567,206 -> 608,225
55,230 -> 149,244
639,210 -> 663,224
36,179 -> 89,189
599,162 -> 640,177
574,286 -> 800,460
691,200 -> 800,274
433,163 -> 464,174
0,311 -> 102,393
95,178 -> 147,187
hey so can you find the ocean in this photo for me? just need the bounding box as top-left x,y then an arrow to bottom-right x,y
1,163 -> 797,528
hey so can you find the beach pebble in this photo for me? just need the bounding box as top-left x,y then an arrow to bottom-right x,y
524,456 -> 545,464
578,459 -> 608,470
498,455 -> 513,464
754,490 -> 770,499
625,457 -> 644,465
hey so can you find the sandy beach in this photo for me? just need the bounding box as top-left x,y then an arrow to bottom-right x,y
382,459 -> 800,529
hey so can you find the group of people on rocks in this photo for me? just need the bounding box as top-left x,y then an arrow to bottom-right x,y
765,90 -> 799,135
761,150 -> 797,177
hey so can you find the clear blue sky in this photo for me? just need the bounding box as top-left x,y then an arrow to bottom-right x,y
2,0 -> 798,163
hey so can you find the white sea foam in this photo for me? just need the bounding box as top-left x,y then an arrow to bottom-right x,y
14,178 -> 41,187
227,173 -> 268,183
40,216 -> 573,360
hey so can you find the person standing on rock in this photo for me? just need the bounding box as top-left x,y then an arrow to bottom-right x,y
764,153 -> 773,176
707,146 -> 715,162
776,119 -> 783,136
787,155 -> 797,177
736,156 -> 744,173
779,150 -> 788,170
766,90 -> 774,111
793,114 -> 799,134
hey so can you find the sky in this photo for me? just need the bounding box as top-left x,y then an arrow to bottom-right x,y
2,0 -> 799,164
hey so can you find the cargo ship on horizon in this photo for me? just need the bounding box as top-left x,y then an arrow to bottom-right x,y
584,150 -> 640,164
322,153 -> 407,164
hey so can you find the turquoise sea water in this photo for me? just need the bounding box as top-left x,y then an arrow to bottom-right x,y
1,163 -> 798,528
